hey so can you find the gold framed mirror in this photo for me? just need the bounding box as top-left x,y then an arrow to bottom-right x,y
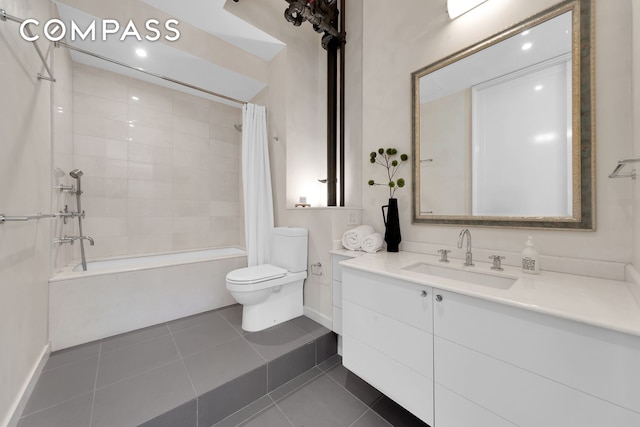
411,0 -> 594,229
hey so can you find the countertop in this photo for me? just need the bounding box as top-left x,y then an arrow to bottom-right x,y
335,250 -> 640,337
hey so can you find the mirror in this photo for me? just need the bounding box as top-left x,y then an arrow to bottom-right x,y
411,0 -> 594,229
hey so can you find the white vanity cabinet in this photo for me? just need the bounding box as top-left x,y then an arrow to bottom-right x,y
433,289 -> 640,427
341,264 -> 640,427
342,268 -> 434,425
331,254 -> 351,335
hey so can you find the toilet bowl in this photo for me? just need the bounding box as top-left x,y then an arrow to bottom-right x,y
226,227 -> 308,332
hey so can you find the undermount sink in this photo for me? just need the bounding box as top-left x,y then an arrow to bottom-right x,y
402,262 -> 517,290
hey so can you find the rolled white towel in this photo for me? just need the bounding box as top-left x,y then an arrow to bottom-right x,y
362,233 -> 384,253
342,225 -> 375,251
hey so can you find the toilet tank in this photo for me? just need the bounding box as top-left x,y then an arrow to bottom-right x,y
272,227 -> 308,273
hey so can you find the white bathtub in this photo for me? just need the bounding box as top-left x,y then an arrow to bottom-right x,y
49,248 -> 247,351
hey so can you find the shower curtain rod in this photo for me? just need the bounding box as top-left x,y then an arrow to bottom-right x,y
56,41 -> 246,105
0,9 -> 56,81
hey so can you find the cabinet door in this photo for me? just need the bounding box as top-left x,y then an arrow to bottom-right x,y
342,268 -> 432,332
433,289 -> 640,414
435,384 -> 516,427
342,267 -> 434,425
434,336 -> 640,427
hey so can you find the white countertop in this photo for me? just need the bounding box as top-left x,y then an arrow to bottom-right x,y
337,250 -> 640,337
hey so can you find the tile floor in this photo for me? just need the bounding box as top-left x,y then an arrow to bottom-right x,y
17,304 -> 428,427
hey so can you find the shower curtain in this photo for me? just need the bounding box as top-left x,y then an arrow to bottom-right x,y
241,103 -> 274,267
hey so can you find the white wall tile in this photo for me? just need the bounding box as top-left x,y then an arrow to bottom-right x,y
128,78 -> 173,114
173,91 -> 210,122
128,125 -> 173,148
174,115 -> 210,139
71,64 -> 242,257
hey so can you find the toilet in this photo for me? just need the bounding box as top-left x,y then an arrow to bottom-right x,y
226,227 -> 308,332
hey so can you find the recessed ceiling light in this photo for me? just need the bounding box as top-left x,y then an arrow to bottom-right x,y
522,42 -> 533,51
135,48 -> 147,58
534,85 -> 544,91
131,96 -> 139,101
521,30 -> 530,36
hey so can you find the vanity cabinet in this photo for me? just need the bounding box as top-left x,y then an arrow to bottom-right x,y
331,254 -> 351,335
433,289 -> 640,427
342,268 -> 434,425
342,266 -> 640,427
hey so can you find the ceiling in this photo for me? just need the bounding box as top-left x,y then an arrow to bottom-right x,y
55,0 -> 285,107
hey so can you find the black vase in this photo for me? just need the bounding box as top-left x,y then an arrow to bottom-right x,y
381,198 -> 401,252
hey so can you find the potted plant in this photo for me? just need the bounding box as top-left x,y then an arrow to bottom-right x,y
368,148 -> 408,252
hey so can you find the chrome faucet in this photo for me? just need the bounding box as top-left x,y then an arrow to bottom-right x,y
457,229 -> 474,266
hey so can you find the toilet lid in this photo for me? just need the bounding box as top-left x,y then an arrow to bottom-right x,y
226,264 -> 287,284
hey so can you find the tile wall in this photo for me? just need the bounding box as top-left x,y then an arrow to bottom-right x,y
71,63 -> 243,259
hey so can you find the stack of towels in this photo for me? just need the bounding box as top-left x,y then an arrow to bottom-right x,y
342,225 -> 384,253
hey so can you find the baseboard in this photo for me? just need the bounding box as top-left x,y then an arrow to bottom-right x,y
5,343 -> 50,427
303,306 -> 332,330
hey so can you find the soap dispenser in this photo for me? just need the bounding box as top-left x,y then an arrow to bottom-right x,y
521,236 -> 540,274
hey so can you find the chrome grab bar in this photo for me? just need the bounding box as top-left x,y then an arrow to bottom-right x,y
0,213 -> 56,223
0,211 -> 83,223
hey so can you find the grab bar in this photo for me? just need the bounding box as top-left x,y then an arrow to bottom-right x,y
0,211 -> 82,223
0,213 -> 57,223
608,157 -> 640,180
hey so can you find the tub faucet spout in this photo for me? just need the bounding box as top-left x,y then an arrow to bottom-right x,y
81,236 -> 95,246
457,228 -> 474,266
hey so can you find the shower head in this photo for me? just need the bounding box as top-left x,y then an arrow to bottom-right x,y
234,123 -> 243,132
69,169 -> 83,179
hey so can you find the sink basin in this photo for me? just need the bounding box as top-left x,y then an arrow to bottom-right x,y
403,262 -> 516,290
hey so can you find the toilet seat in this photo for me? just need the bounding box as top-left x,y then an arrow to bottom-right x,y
226,264 -> 287,285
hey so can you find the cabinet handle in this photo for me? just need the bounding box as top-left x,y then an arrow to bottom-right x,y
420,290 -> 428,297
435,294 -> 443,302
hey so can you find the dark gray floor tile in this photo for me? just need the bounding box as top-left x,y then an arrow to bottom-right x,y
269,367 -> 323,402
218,304 -> 248,335
267,341 -> 316,391
245,322 -> 314,362
318,354 -> 342,372
23,356 -> 98,415
327,364 -> 382,407
371,396 -> 429,427
45,342 -> 100,371
138,398 -> 197,427
240,404 -> 293,427
167,310 -> 221,333
198,366 -> 267,427
277,374 -> 368,427
351,410 -> 393,427
100,323 -> 170,353
171,314 -> 240,357
315,332 -> 338,364
91,361 -> 195,427
96,335 -> 180,388
212,395 -> 273,427
17,392 -> 92,427
290,316 -> 331,338
183,337 -> 264,394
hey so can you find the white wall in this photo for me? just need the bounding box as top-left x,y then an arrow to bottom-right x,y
0,0 -> 58,424
632,0 -> 640,270
71,63 -> 243,260
356,0 -> 634,269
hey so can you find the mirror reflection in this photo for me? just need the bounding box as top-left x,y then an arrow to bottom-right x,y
412,0 -> 594,229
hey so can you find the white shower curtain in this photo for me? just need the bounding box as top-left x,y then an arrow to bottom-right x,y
241,103 -> 274,267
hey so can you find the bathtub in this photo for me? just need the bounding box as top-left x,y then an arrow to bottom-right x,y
49,247 -> 247,351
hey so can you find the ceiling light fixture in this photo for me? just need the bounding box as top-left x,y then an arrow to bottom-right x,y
135,48 -> 147,58
522,42 -> 533,50
447,0 -> 488,19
